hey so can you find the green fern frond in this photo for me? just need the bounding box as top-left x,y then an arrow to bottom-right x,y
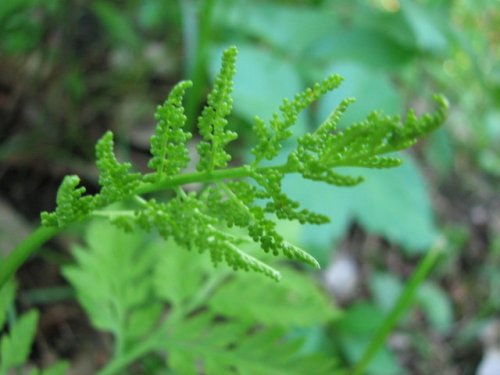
41,175 -> 93,227
196,46 -> 238,172
148,80 -> 193,179
94,131 -> 141,206
37,46 -> 448,282
251,74 -> 344,164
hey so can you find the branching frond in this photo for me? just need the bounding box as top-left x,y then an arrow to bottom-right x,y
40,47 -> 448,280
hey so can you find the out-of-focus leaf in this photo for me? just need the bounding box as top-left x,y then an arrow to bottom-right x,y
424,129 -> 454,178
92,2 -> 140,49
209,268 -> 340,327
370,273 -> 403,313
0,310 -> 39,373
417,282 -> 454,333
400,0 -> 448,54
318,62 -> 402,127
213,0 -> 333,57
0,279 -> 15,330
310,26 -> 416,70
63,219 -> 162,348
29,362 -> 70,375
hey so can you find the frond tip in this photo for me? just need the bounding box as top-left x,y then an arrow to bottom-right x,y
148,80 -> 193,178
196,46 -> 238,172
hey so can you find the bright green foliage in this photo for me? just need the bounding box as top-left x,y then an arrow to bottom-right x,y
94,131 -> 141,205
41,46 -> 448,280
41,175 -> 93,227
1,310 -> 39,374
289,95 -> 448,186
62,219 -> 162,355
165,313 -> 336,375
148,80 -> 193,178
65,221 -> 340,373
251,74 -> 344,164
0,281 -> 67,375
28,362 -> 69,375
196,46 -> 238,172
208,268 -> 339,327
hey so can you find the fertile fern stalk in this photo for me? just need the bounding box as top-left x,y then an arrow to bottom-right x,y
0,46 -> 448,285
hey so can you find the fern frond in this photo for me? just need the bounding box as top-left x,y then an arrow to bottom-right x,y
41,175 -> 93,227
94,131 -> 141,206
251,74 -> 343,164
148,80 -> 193,179
196,46 -> 238,172
290,94 -> 449,185
36,47 -> 447,282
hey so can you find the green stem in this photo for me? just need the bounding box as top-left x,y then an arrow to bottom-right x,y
0,226 -> 60,287
351,241 -> 445,375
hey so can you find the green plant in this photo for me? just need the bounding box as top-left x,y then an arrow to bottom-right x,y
63,219 -> 340,374
0,46 -> 447,372
0,280 -> 68,374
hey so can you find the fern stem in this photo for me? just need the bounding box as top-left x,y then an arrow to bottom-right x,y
0,226 -> 59,286
351,240 -> 445,375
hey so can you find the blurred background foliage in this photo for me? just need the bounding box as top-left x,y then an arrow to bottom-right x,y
0,0 -> 499,373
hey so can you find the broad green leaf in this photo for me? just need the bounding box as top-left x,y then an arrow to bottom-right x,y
213,0 -> 332,57
209,268 -> 340,327
310,26 -> 416,70
400,0 -> 448,54
318,62 -> 402,128
0,310 -> 39,373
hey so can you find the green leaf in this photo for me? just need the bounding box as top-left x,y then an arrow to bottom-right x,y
0,310 -> 39,373
165,311 -> 337,375
209,268 -> 340,327
29,362 -> 70,375
0,279 -> 15,330
92,2 -> 140,49
400,0 -> 448,54
318,62 -> 402,128
213,1 -> 333,57
63,219 -> 161,352
370,273 -> 403,313
416,282 -> 453,333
